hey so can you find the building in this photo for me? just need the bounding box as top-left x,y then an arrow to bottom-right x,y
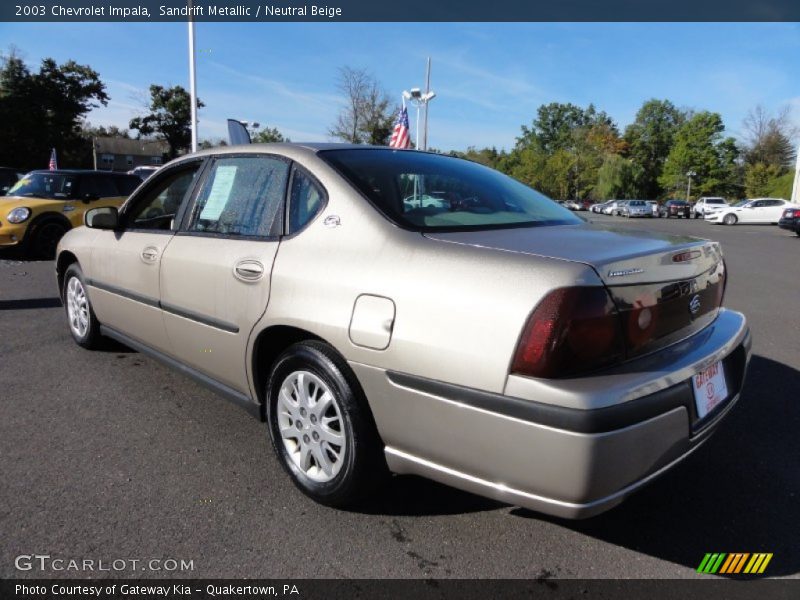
92,137 -> 169,172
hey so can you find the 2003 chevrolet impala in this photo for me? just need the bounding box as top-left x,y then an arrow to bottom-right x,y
56,144 -> 750,518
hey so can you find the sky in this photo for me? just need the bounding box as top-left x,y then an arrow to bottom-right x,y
1,22 -> 799,151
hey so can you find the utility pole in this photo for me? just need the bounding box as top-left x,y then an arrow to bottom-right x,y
188,0 -> 198,153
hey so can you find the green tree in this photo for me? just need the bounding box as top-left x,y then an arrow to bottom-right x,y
0,51 -> 109,169
129,85 -> 204,158
594,154 -> 642,200
252,126 -> 289,143
741,105 -> 796,169
659,112 -> 740,199
623,99 -> 686,199
329,66 -> 394,145
451,146 -> 503,169
744,162 -> 782,197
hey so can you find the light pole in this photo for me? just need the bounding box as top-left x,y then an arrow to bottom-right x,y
686,170 -> 696,202
402,86 -> 436,150
188,1 -> 198,153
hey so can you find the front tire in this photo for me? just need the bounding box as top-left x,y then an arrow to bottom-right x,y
62,264 -> 102,349
266,341 -> 385,508
29,220 -> 68,259
723,213 -> 738,226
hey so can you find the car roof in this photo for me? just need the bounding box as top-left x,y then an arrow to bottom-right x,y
27,169 -> 138,177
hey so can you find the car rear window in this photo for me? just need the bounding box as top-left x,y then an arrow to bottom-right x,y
320,149 -> 580,231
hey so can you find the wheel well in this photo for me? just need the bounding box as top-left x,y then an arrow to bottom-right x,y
26,212 -> 72,241
252,325 -> 324,420
56,251 -> 79,295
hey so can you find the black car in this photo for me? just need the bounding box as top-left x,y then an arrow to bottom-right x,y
659,199 -> 691,218
0,167 -> 23,195
778,206 -> 800,236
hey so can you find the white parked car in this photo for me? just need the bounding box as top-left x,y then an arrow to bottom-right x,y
705,198 -> 797,225
693,197 -> 728,219
646,201 -> 659,217
603,200 -> 627,216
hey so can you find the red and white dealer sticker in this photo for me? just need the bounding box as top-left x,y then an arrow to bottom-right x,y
693,361 -> 729,420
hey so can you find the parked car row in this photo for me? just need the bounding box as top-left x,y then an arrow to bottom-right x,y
589,196 -> 799,230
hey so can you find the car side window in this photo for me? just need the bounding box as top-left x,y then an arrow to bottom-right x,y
288,168 -> 324,234
80,175 -> 118,199
188,156 -> 289,238
115,175 -> 141,197
125,165 -> 201,231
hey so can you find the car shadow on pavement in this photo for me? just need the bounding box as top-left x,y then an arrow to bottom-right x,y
357,474 -> 505,517
0,297 -> 63,310
0,247 -> 49,263
512,354 -> 800,577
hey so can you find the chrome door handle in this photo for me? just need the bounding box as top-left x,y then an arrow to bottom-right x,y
234,260 -> 265,282
141,246 -> 160,263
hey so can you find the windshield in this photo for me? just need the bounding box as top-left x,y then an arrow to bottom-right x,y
320,149 -> 581,231
8,172 -> 78,199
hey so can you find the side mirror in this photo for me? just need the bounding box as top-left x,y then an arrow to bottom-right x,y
85,206 -> 119,229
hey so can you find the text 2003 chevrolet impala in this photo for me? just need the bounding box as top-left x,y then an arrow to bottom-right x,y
56,144 -> 750,518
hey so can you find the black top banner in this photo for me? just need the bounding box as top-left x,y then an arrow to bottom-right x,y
2,0 -> 800,22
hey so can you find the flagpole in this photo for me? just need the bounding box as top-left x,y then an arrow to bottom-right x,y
188,1 -> 198,153
791,143 -> 800,205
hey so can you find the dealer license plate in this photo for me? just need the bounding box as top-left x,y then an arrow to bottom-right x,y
693,361 -> 729,420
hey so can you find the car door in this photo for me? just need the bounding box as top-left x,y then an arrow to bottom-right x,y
764,200 -> 786,222
87,160 -> 204,354
158,154 -> 292,393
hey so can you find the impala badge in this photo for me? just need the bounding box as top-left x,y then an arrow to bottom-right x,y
689,294 -> 701,316
608,267 -> 645,278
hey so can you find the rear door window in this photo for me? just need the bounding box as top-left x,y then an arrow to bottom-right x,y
188,155 -> 289,238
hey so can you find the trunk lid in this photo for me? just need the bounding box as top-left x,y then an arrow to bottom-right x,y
424,222 -> 722,285
425,222 -> 726,359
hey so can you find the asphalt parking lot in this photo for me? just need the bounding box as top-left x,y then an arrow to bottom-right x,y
1,214 -> 798,580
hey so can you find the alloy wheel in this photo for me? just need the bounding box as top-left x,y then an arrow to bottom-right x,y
276,370 -> 346,482
65,276 -> 89,338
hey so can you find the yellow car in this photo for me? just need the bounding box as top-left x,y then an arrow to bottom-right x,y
0,169 -> 141,257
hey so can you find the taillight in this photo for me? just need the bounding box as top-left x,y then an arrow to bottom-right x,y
511,287 -> 625,378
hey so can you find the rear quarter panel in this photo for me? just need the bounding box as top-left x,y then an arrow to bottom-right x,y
250,154 -> 602,395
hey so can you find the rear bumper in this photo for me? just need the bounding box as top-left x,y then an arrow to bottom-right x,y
352,309 -> 750,518
778,218 -> 798,232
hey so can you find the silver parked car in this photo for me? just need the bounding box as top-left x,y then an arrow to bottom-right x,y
56,144 -> 750,518
621,200 -> 652,218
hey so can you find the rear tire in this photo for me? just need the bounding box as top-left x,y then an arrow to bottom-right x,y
62,263 -> 102,349
723,214 -> 738,226
265,341 -> 386,508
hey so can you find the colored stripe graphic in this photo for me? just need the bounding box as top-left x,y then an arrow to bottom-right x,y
720,553 -> 749,574
699,553 -> 773,575
744,553 -> 773,574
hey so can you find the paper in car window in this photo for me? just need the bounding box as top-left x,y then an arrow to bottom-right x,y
200,165 -> 237,220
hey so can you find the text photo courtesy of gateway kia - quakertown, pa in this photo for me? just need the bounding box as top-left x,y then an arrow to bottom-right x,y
1,1 -> 800,598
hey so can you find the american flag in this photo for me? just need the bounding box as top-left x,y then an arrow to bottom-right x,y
48,148 -> 58,171
389,106 -> 411,149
